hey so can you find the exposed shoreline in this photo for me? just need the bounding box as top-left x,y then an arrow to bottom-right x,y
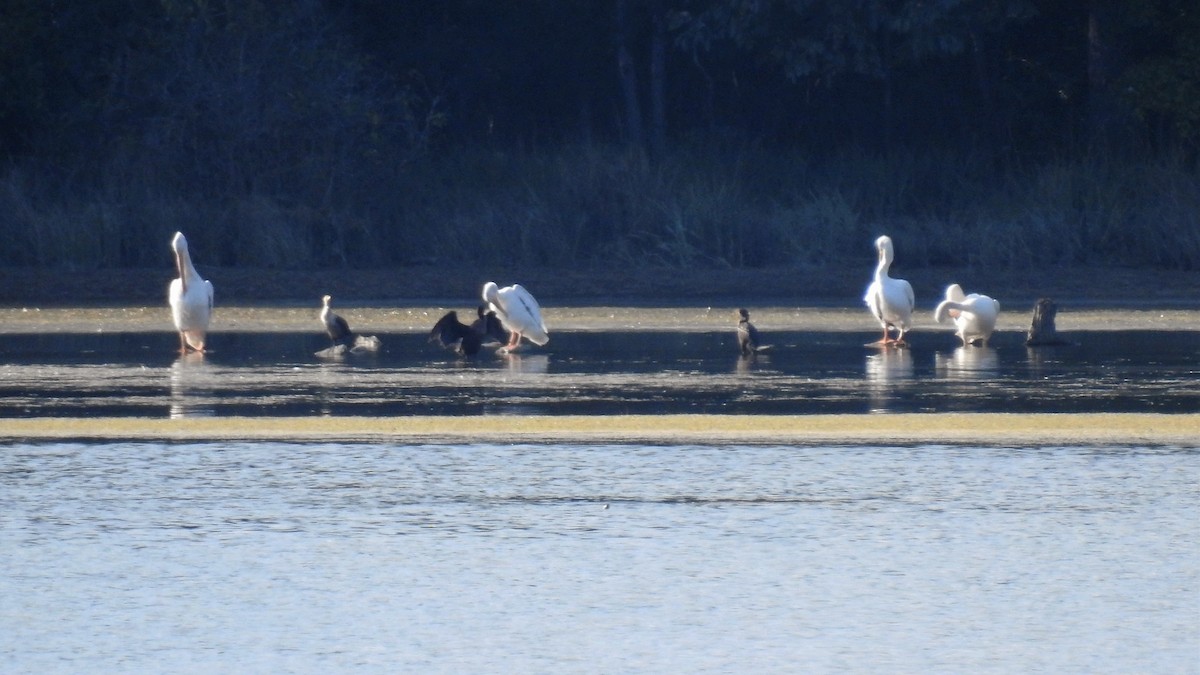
2,414 -> 1197,446
1,304 -> 1197,335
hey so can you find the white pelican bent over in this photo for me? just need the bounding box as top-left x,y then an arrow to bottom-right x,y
863,235 -> 915,346
168,231 -> 214,353
482,281 -> 549,351
934,283 -> 1000,346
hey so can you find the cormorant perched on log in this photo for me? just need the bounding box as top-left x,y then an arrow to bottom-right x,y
320,294 -> 354,347
1025,298 -> 1069,346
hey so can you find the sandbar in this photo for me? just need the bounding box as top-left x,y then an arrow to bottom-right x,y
2,413 -> 1196,446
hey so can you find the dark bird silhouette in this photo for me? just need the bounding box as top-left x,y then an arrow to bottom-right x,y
321,294 -> 354,347
737,308 -> 771,355
429,310 -> 484,356
470,304 -> 511,346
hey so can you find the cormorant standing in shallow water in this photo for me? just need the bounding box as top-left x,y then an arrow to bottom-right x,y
429,310 -> 484,356
737,308 -> 770,355
471,304 -> 511,346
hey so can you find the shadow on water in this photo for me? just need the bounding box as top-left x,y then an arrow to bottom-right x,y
0,330 -> 1196,417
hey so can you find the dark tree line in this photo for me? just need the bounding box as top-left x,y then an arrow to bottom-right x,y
0,0 -> 1196,270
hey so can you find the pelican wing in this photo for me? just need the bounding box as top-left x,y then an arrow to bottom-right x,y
169,275 -> 213,333
495,284 -> 549,345
881,278 -> 914,329
864,281 -> 884,323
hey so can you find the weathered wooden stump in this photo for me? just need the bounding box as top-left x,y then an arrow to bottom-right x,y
1025,298 -> 1069,346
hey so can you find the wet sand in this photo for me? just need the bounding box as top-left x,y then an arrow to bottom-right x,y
1,413 -> 1196,446
1,303 -> 1197,334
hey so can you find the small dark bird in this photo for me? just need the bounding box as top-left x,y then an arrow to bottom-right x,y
429,310 -> 484,356
736,308 -> 770,355
321,294 -> 354,347
470,304 -> 511,347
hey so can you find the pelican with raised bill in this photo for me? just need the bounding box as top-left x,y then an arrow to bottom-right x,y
482,281 -> 549,352
934,283 -> 1000,346
168,231 -> 214,354
863,234 -> 915,346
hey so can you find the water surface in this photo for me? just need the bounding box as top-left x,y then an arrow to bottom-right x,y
0,329 -> 1196,417
1,441 -> 1196,673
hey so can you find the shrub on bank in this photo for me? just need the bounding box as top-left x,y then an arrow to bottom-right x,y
1,142 -> 1196,271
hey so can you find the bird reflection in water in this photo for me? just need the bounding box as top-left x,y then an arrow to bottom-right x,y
168,352 -> 216,419
865,348 -> 914,413
501,353 -> 550,375
935,347 -> 999,379
865,348 -> 914,382
735,352 -> 769,375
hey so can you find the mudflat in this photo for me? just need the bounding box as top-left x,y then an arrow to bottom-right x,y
3,265 -> 1196,445
1,413 -> 1197,446
1,304 -> 1197,335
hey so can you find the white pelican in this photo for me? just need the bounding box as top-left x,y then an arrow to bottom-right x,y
863,235 -> 915,346
482,281 -> 549,351
320,294 -> 354,347
168,231 -> 214,353
736,308 -> 770,355
934,283 -> 1000,346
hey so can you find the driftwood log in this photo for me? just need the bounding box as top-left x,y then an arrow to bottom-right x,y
1025,298 -> 1070,346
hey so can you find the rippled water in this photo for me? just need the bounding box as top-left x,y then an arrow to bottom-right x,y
1,441 -> 1196,673
0,329 -> 1197,416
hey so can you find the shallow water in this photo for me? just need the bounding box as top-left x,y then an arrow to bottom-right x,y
0,329 -> 1196,417
1,441 -> 1196,673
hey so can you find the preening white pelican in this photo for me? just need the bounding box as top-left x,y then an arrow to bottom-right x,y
168,231 -> 214,353
934,283 -> 1000,346
482,281 -> 549,351
863,235 -> 915,346
320,294 -> 354,347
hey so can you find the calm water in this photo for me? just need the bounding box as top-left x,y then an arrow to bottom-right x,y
0,329 -> 1197,416
1,441 -> 1197,673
